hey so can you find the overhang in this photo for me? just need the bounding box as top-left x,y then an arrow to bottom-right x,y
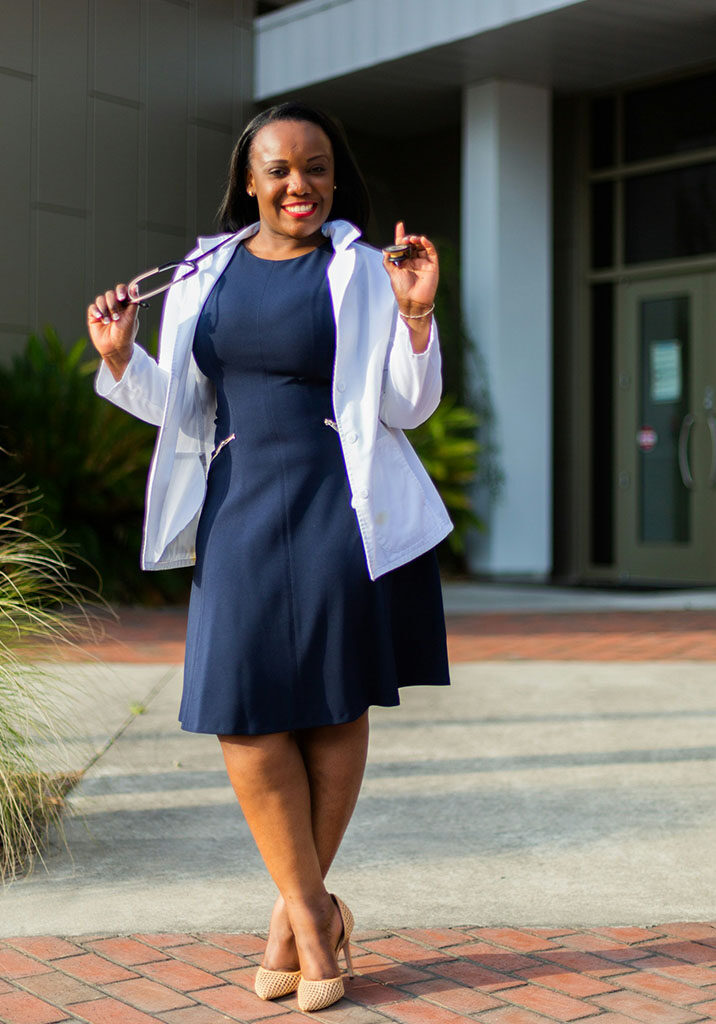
255,0 -> 716,133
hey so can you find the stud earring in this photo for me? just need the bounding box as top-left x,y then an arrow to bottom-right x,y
247,189 -> 254,197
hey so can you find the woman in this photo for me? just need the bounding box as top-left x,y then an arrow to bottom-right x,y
87,102 -> 452,1013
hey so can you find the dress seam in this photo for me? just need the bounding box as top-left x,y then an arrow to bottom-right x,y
256,262 -> 302,693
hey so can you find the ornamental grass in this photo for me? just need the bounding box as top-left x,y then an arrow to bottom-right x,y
0,484 -> 99,880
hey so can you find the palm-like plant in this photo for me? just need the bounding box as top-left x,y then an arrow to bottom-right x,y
0,328 -> 190,602
407,397 -> 482,555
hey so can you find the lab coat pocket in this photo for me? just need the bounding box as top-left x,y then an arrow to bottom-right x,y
370,429 -> 429,553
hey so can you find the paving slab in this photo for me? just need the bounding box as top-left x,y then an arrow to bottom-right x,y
4,660 -> 716,935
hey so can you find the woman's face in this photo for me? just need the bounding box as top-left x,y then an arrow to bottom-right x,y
246,120 -> 335,242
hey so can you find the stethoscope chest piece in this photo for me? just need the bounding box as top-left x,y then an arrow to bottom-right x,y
383,243 -> 416,264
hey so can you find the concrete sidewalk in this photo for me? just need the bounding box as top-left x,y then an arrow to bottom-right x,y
2,587 -> 716,1024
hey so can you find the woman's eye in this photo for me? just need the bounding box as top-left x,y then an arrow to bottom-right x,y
310,165 -> 326,174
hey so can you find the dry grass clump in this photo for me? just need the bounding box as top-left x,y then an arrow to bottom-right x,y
0,485 -> 101,880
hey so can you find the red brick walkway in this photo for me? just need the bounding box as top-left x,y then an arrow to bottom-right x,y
3,924 -> 716,1024
46,607 -> 716,663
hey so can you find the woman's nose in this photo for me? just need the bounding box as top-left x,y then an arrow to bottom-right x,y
285,172 -> 309,194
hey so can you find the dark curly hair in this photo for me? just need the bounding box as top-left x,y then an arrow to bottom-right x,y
217,102 -> 370,233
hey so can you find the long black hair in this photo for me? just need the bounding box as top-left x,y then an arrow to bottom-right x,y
217,102 -> 370,233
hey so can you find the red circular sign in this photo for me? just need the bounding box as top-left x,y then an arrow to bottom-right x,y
636,426 -> 658,452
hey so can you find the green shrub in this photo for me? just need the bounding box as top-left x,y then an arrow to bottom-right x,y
0,329 -> 190,603
407,396 -> 482,556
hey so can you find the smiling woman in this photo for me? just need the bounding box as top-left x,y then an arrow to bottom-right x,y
86,100 -> 452,1014
218,102 -> 371,243
244,120 -> 337,255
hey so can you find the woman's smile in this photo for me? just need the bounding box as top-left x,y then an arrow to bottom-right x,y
282,201 -> 319,218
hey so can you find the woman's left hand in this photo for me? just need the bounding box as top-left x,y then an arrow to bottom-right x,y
382,221 -> 439,317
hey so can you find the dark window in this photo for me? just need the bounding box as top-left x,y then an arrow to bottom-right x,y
624,73 -> 716,163
590,95 -> 616,169
624,162 -> 716,264
590,283 -> 614,565
638,296 -> 690,544
590,181 -> 614,268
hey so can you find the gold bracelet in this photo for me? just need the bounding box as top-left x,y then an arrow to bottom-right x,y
399,303 -> 435,320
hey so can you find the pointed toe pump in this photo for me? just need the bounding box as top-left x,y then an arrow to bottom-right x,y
297,895 -> 354,1013
254,965 -> 301,1001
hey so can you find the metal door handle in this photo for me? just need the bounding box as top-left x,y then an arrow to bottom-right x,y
678,413 -> 696,489
708,414 -> 716,487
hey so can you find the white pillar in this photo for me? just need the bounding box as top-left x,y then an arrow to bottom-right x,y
461,80 -> 552,577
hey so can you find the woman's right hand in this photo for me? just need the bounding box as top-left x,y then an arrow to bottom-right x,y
87,285 -> 138,382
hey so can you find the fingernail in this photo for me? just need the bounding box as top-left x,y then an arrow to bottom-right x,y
103,316 -> 110,324
111,313 -> 120,321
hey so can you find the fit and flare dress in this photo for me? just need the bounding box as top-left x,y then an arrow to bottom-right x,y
179,241 -> 450,736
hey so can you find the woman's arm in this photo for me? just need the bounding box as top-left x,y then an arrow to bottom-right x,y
379,223 -> 442,429
382,222 -> 438,353
88,284 -> 168,426
379,315 -> 442,429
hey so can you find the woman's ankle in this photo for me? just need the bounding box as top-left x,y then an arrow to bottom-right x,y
262,896 -> 299,971
286,893 -> 342,981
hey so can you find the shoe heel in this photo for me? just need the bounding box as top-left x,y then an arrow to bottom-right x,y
342,940 -> 354,978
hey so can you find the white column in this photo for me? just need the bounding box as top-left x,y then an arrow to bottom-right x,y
461,80 -> 552,577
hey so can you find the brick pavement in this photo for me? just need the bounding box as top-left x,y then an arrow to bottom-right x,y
43,607 -> 716,663
3,924 -> 716,1024
14,603 -> 716,1024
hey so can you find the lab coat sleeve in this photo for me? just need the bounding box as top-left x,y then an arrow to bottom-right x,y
94,343 -> 169,427
378,315 -> 443,430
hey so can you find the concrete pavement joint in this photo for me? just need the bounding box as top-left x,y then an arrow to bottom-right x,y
78,666 -> 179,777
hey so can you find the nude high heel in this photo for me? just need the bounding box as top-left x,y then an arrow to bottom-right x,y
254,965 -> 301,1000
297,895 -> 354,1013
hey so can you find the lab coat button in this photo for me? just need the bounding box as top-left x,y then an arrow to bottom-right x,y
360,488 -> 369,499
336,380 -> 346,392
347,431 -> 358,443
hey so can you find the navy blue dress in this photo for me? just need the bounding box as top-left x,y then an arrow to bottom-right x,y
180,241 -> 450,735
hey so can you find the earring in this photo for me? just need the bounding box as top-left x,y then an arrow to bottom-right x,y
247,189 -> 254,197
333,185 -> 337,191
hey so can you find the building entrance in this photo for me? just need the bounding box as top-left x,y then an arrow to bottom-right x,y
615,273 -> 716,581
568,69 -> 716,583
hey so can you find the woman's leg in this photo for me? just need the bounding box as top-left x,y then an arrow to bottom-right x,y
299,711 -> 370,873
263,713 -> 369,969
219,717 -> 367,980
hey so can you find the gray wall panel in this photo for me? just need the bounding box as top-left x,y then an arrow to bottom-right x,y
36,210 -> 87,341
196,0 -> 234,127
195,125 -> 232,235
0,332 -> 33,364
37,0 -> 89,210
0,75 -> 33,331
92,99 -> 140,293
0,2 -> 34,74
232,18 -> 253,136
94,0 -> 141,103
0,0 -> 253,357
146,0 -> 189,230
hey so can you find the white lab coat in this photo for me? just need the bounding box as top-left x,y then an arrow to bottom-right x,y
95,219 -> 453,579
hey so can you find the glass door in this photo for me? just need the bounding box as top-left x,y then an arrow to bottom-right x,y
615,274 -> 716,581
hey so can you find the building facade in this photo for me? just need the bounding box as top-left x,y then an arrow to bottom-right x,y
3,0 -> 716,584
0,0 -> 254,354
